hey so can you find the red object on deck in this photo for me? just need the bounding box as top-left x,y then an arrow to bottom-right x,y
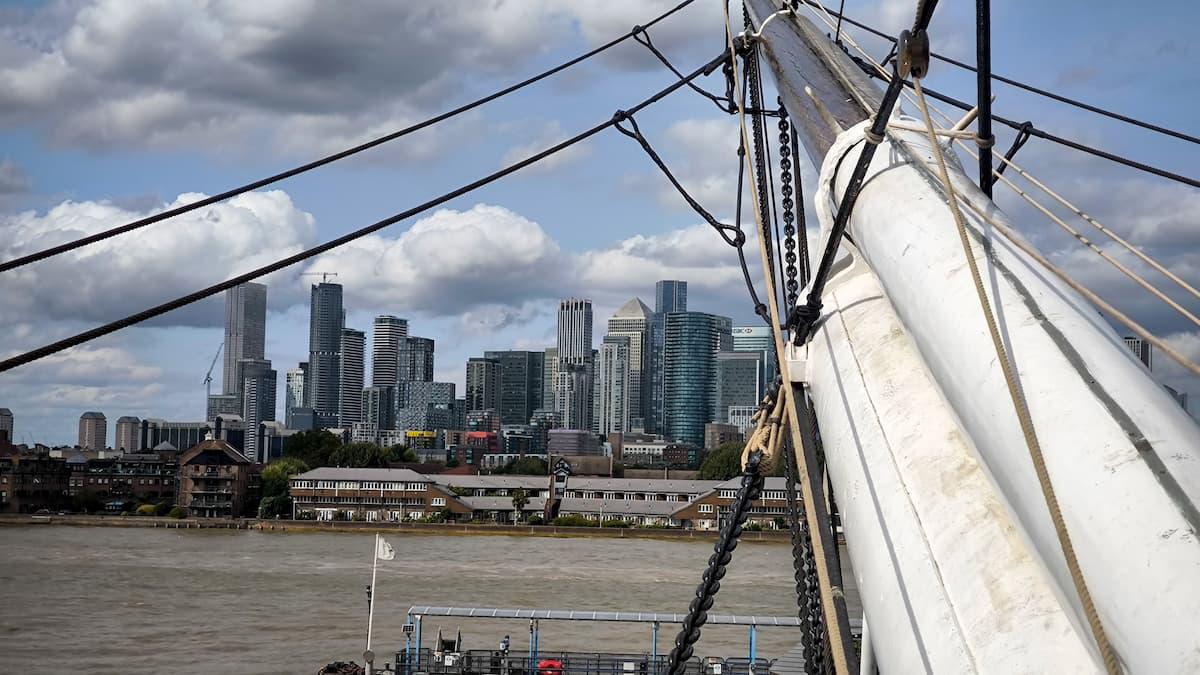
538,659 -> 564,675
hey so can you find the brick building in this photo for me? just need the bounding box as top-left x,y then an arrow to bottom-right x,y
177,436 -> 258,518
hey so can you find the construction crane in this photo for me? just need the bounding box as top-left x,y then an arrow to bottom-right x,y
203,342 -> 223,399
300,272 -> 339,283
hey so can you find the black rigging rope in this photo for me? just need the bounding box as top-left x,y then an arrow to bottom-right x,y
0,0 -> 701,275
666,451 -> 766,675
0,51 -> 730,375
799,0 -> 1200,147
612,113 -> 771,324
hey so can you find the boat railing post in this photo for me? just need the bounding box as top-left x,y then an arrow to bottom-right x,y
748,625 -> 757,675
651,622 -> 659,674
529,619 -> 535,675
404,613 -> 413,675
415,615 -> 423,671
533,619 -> 539,667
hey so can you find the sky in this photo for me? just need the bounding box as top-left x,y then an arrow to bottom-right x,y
1,0 -> 1198,446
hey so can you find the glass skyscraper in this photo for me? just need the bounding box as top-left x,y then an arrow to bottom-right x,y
222,282 -> 267,402
650,280 -> 687,434
484,350 -> 546,425
663,311 -> 732,446
307,282 -> 344,427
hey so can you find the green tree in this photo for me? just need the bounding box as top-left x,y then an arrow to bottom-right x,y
283,430 -> 343,467
258,495 -> 293,519
510,489 -> 529,523
73,490 -> 103,514
153,499 -> 173,516
698,441 -> 744,480
261,457 -> 310,499
168,506 -> 187,519
329,442 -> 398,468
135,504 -> 156,516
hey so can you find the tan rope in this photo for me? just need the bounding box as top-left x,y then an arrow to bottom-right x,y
911,78 -> 1121,674
724,5 -> 855,674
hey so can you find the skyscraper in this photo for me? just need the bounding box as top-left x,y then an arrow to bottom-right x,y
398,337 -> 435,387
115,416 -> 140,451
650,280 -> 687,433
484,350 -> 546,425
307,282 -> 344,427
543,347 -> 558,412
595,335 -> 631,435
715,351 -> 765,424
398,382 -> 456,431
466,357 -> 503,413
555,298 -> 594,430
664,311 -> 732,446
222,283 -> 267,399
285,364 -> 306,429
1124,336 -> 1153,370
606,298 -> 653,429
557,299 -> 594,363
78,411 -> 107,450
732,325 -> 778,387
371,315 -> 408,387
241,359 -> 277,463
339,328 -> 366,427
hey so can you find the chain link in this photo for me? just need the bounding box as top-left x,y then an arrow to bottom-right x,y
777,101 -> 800,309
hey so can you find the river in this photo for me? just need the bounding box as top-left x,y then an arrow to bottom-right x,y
0,525 -> 856,675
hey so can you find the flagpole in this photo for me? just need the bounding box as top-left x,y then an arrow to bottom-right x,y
367,533 -> 379,651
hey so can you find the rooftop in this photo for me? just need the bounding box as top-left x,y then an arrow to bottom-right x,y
295,466 -> 429,483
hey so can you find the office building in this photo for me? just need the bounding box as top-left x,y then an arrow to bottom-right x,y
285,364 -> 307,429
397,382 -> 456,431
465,357 -> 502,413
606,298 -> 653,429
466,409 -> 501,434
78,412 -> 107,450
206,394 -> 240,423
1124,336 -> 1153,370
241,359 -> 277,463
307,282 -> 344,427
399,337 -> 435,390
557,298 -> 594,363
663,311 -> 732,446
704,423 -> 743,450
594,335 -> 631,436
650,280 -> 687,434
371,315 -> 408,387
0,408 -> 12,444
555,299 -> 594,431
222,283 -> 267,401
727,405 -> 758,436
483,350 -> 545,426
339,328 -> 366,426
362,386 -> 396,431
114,416 -> 140,451
715,351 -> 765,423
732,325 -> 777,384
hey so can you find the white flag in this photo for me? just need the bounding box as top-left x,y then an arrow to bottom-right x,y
376,536 -> 396,561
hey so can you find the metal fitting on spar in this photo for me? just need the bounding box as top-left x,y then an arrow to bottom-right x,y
896,28 -> 930,79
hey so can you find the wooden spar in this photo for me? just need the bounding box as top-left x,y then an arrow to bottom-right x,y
744,0 -> 880,163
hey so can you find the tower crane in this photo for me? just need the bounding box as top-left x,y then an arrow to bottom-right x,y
300,272 -> 339,283
203,342 -> 223,399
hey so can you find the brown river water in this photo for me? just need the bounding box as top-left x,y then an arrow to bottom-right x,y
0,525 -> 857,675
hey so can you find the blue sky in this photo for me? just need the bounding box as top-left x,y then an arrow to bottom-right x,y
1,0 -> 1197,445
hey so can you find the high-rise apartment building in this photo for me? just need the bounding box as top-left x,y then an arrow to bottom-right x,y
715,351 -> 765,424
543,347 -> 558,411
339,328 -> 366,427
650,280 -> 687,434
557,299 -> 594,363
466,358 -> 503,413
663,311 -> 732,446
361,385 -> 396,431
1124,336 -> 1153,370
241,359 -> 277,463
398,336 -> 435,404
78,411 -> 107,450
114,416 -> 140,451
371,315 -> 408,387
595,335 -> 631,436
606,298 -> 653,429
555,364 -> 591,430
222,283 -> 267,400
0,408 -> 12,444
397,381 -> 456,431
285,364 -> 306,428
307,282 -> 344,427
483,350 -> 545,425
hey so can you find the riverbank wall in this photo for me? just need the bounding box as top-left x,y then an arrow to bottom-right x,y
0,513 -> 790,542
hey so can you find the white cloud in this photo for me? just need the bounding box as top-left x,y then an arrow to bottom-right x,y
0,190 -> 316,327
500,121 -> 592,173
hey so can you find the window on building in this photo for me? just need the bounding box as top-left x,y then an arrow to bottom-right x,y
406,483 -> 425,491
431,497 -> 446,507
764,490 -> 787,501
699,503 -> 714,513
718,490 -> 737,499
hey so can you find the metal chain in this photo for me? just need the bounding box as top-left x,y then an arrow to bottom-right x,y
666,451 -> 766,675
781,399 -> 824,674
744,9 -> 777,294
777,101 -> 800,309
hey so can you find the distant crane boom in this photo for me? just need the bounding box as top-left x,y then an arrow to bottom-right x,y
300,271 -> 339,283
203,342 -> 223,399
